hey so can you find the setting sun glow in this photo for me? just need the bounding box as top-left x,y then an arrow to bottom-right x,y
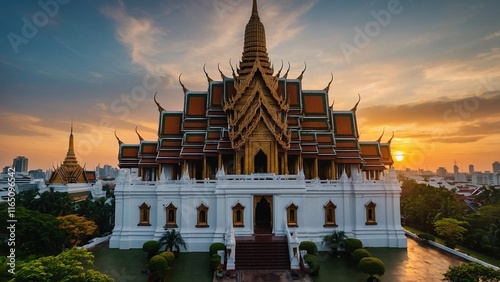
394,151 -> 404,162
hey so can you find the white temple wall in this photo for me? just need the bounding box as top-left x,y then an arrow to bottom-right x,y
110,169 -> 407,250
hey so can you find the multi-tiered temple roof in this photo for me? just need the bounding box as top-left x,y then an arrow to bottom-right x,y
116,0 -> 393,181
48,124 -> 89,184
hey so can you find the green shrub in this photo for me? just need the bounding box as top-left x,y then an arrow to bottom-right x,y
443,262 -> 500,282
143,240 -> 161,257
299,241 -> 318,256
149,255 -> 168,281
417,233 -> 435,242
344,238 -> 363,254
358,257 -> 385,278
209,242 -> 226,257
352,248 -> 372,264
210,254 -> 221,271
159,251 -> 175,264
303,254 -> 320,275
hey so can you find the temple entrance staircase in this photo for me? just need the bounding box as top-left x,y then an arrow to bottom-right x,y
235,235 -> 290,270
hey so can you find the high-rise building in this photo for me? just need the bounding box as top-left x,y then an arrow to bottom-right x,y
12,156 -> 28,173
468,164 -> 474,174
493,161 -> 500,173
436,167 -> 447,177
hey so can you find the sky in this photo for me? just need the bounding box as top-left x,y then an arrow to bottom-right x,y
1,0 -> 499,173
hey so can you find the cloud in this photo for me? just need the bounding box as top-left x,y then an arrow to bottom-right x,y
485,31 -> 500,40
358,91 -> 500,126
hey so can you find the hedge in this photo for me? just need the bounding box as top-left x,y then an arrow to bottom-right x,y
299,241 -> 318,256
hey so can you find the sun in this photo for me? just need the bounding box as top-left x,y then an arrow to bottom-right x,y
394,151 -> 404,162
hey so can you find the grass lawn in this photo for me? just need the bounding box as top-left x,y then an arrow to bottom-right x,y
92,248 -> 213,282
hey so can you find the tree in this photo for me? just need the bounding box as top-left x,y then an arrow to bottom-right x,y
159,229 -> 187,253
57,214 -> 98,247
32,187 -> 76,216
358,257 -> 385,281
76,197 -> 115,235
443,262 -> 500,282
434,218 -> 469,248
13,248 -> 112,282
0,203 -> 64,257
322,230 -> 347,255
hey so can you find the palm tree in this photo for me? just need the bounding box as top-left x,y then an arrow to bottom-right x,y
159,229 -> 186,255
322,230 -> 347,255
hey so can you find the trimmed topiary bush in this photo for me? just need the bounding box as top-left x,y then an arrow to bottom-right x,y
143,240 -> 161,258
209,242 -> 226,257
159,251 -> 175,265
352,248 -> 372,264
344,238 -> 363,254
303,254 -> 320,276
358,257 -> 385,280
149,255 -> 168,281
299,241 -> 318,256
417,233 -> 435,242
210,254 -> 221,271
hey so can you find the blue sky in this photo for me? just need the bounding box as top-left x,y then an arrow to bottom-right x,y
1,0 -> 499,172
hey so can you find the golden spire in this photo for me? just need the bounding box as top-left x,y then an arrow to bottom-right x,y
239,0 -> 272,76
63,121 -> 79,167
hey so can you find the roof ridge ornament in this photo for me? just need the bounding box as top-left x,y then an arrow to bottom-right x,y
387,131 -> 395,144
275,60 -> 284,78
283,62 -> 290,78
324,73 -> 334,93
296,62 -> 307,80
178,73 -> 188,94
377,128 -> 385,143
351,93 -> 361,112
114,130 -> 123,145
135,126 -> 144,142
218,63 -> 227,79
153,92 -> 165,112
203,64 -> 213,83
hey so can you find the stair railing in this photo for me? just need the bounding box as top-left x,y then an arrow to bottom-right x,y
285,218 -> 301,269
225,225 -> 236,270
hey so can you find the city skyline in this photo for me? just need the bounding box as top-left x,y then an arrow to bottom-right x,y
1,0 -> 499,171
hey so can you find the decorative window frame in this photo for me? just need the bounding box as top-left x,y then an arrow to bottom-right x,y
196,202 -> 209,228
365,201 -> 377,225
138,202 -> 151,226
165,202 -> 178,228
286,202 -> 298,227
323,200 -> 338,227
232,202 -> 245,227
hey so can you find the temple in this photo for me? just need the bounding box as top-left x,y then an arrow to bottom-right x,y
45,123 -> 103,199
110,0 -> 406,264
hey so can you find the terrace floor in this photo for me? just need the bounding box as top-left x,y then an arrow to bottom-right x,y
92,236 -> 466,282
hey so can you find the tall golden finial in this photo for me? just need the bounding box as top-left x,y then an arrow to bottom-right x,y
252,0 -> 259,19
296,62 -> 307,80
229,59 -> 237,78
324,73 -> 334,93
203,64 -> 213,83
135,126 -> 144,142
351,93 -> 361,112
114,130 -> 123,145
153,92 -> 165,112
178,73 -> 188,94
